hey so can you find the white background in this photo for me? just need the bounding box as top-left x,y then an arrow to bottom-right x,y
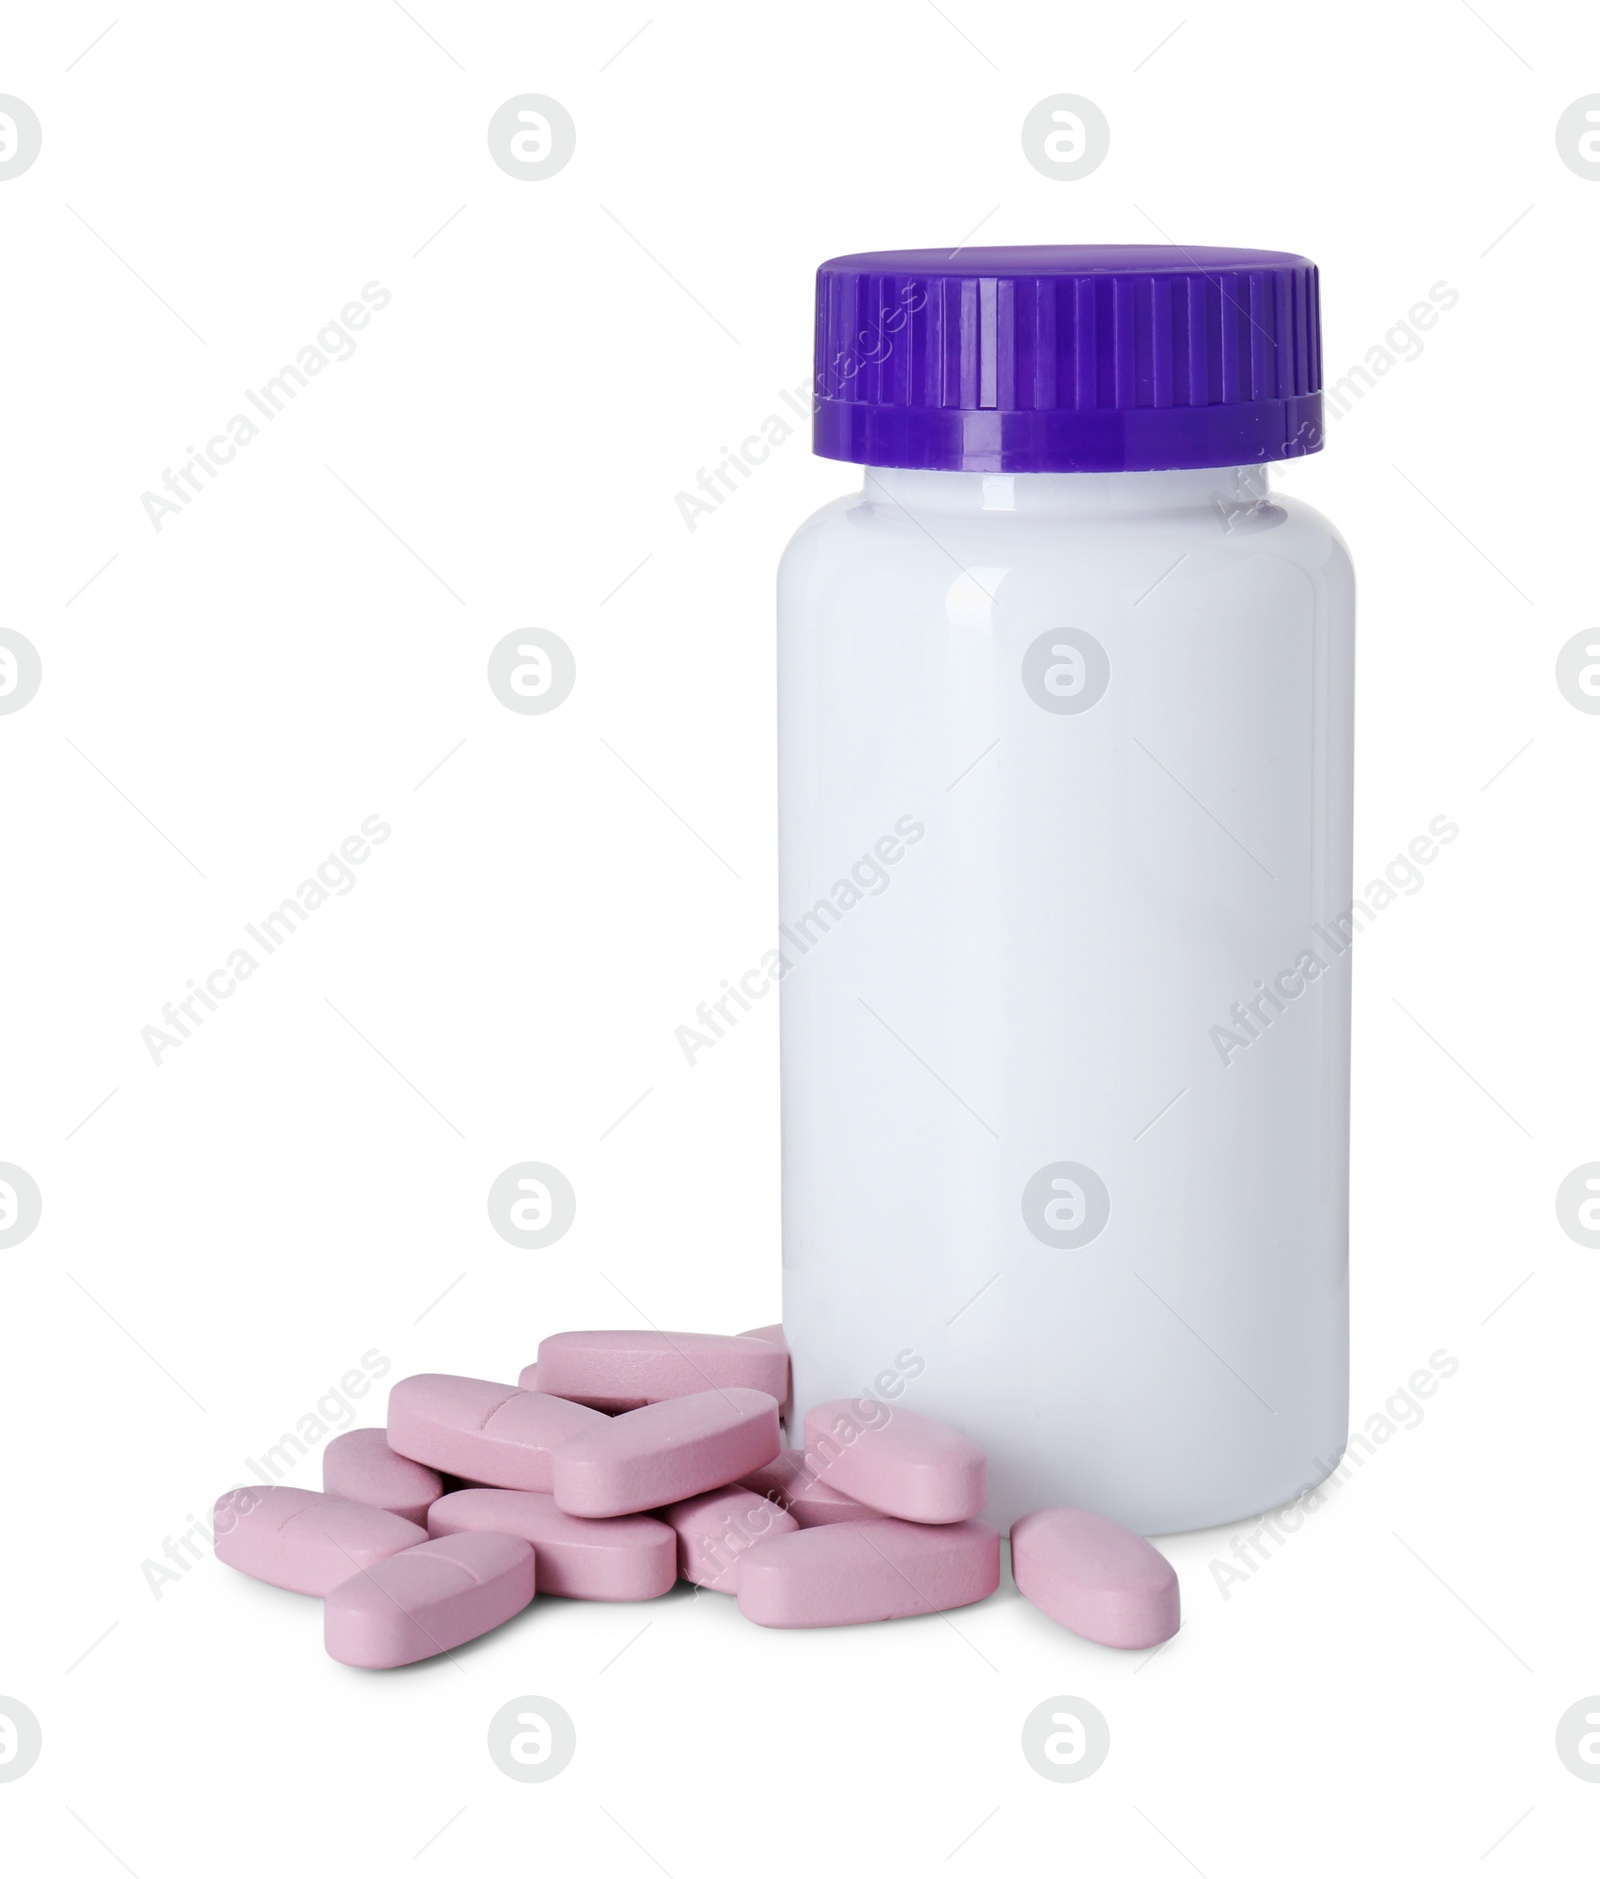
2,2 -> 1595,1872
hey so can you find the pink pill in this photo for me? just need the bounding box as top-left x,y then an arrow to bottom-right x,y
428,1489 -> 677,1601
324,1530 -> 535,1668
655,1485 -> 798,1591
386,1374 -> 607,1490
741,1450 -> 874,1528
737,1324 -> 786,1350
322,1428 -> 442,1526
536,1330 -> 789,1412
735,1325 -> 792,1420
552,1388 -> 781,1518
802,1400 -> 986,1524
1010,1507 -> 1180,1649
737,1517 -> 1000,1628
521,1358 -> 643,1413
213,1486 -> 425,1596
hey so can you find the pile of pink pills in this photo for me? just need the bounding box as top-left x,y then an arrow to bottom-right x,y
215,1327 -> 1180,1668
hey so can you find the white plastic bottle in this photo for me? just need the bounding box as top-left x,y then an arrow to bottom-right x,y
778,247 -> 1354,1534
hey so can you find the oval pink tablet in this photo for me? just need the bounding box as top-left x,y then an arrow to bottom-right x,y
324,1530 -> 535,1668
536,1330 -> 789,1412
801,1400 -> 986,1524
323,1427 -> 442,1526
735,1325 -> 792,1420
213,1486 -> 425,1596
737,1324 -> 786,1350
1010,1507 -> 1180,1648
386,1374 -> 607,1490
428,1489 -> 677,1601
552,1388 -> 781,1517
737,1518 -> 1000,1628
655,1485 -> 797,1591
741,1449 -> 874,1528
521,1357 -> 643,1413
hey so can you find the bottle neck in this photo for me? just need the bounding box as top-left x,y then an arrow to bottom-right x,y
859,463 -> 1272,517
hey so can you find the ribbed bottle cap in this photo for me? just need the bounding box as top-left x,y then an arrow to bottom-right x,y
814,245 -> 1323,474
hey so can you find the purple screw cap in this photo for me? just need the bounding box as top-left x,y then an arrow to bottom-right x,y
813,245 -> 1323,474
